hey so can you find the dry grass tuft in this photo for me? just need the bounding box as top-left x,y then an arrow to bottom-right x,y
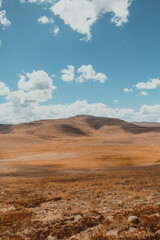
0,210 -> 32,226
89,228 -> 109,240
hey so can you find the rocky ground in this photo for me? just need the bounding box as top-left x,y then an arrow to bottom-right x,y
0,164 -> 160,240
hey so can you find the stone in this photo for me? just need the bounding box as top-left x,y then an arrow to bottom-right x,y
149,213 -> 160,218
155,230 -> 160,236
107,228 -> 119,237
128,216 -> 139,224
74,215 -> 82,222
129,227 -> 137,233
47,235 -> 55,240
118,200 -> 123,206
106,215 -> 114,222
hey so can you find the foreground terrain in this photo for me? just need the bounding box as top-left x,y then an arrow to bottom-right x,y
0,115 -> 160,239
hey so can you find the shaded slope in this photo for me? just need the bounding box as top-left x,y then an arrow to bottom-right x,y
59,124 -> 88,136
82,115 -> 160,134
0,124 -> 13,134
8,118 -> 90,139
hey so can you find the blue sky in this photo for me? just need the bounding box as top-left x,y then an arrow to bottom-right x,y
0,0 -> 160,123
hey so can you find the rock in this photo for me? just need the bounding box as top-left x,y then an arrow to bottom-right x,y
120,227 -> 138,238
47,235 -> 55,240
128,216 -> 139,224
69,224 -> 103,240
74,215 -> 82,222
118,200 -> 123,206
155,230 -> 160,236
154,202 -> 160,206
23,228 -> 29,235
107,228 -> 119,237
4,230 -> 13,236
1,205 -> 15,213
129,227 -> 137,233
149,213 -> 160,218
106,215 -> 114,222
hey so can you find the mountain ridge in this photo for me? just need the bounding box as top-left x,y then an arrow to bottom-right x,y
1,115 -> 160,138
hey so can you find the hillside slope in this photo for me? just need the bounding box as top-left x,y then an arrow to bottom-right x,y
1,115 -> 160,140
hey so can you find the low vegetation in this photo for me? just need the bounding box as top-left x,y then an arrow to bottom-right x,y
0,164 -> 160,239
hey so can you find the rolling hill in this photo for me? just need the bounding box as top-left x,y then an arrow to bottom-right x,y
0,115 -> 160,139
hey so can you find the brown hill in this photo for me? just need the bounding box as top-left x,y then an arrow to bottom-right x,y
1,115 -> 160,139
0,124 -> 13,134
133,122 -> 160,127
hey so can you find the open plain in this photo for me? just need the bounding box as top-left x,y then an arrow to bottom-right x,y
0,115 -> 160,240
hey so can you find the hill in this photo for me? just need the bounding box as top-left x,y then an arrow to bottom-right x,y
1,115 -> 160,139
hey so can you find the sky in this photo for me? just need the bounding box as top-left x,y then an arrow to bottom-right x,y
0,0 -> 160,123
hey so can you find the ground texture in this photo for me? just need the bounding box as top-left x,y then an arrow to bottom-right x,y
0,116 -> 160,239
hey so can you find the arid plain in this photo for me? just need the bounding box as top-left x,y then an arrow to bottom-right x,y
0,115 -> 160,239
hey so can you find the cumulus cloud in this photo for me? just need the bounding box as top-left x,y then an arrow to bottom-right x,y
51,0 -> 132,41
61,65 -> 75,82
136,78 -> 160,90
0,10 -> 11,27
61,65 -> 107,83
18,70 -> 55,91
1,70 -> 160,124
123,87 -> 133,92
139,105 -> 160,118
5,70 -> 56,109
77,65 -> 108,83
38,16 -> 54,24
0,81 -> 10,96
1,95 -> 160,124
20,0 -> 132,40
0,100 -> 122,123
54,26 -> 59,36
114,99 -> 118,103
21,0 -> 53,4
140,91 -> 148,96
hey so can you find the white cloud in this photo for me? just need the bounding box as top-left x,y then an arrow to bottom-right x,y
54,26 -> 59,36
51,73 -> 55,78
61,65 -> 75,82
0,99 -> 129,124
0,0 -> 2,8
139,105 -> 160,118
18,70 -> 55,91
136,78 -> 160,90
2,95 -> 160,124
1,71 -> 160,123
2,70 -> 160,124
123,87 -> 133,92
20,0 -> 132,40
0,10 -> 11,27
22,0 -> 53,4
0,81 -> 10,96
140,91 -> 148,96
51,0 -> 132,41
38,16 -> 54,24
61,65 -> 107,83
114,99 -> 118,103
76,65 -> 107,83
6,70 -> 56,109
